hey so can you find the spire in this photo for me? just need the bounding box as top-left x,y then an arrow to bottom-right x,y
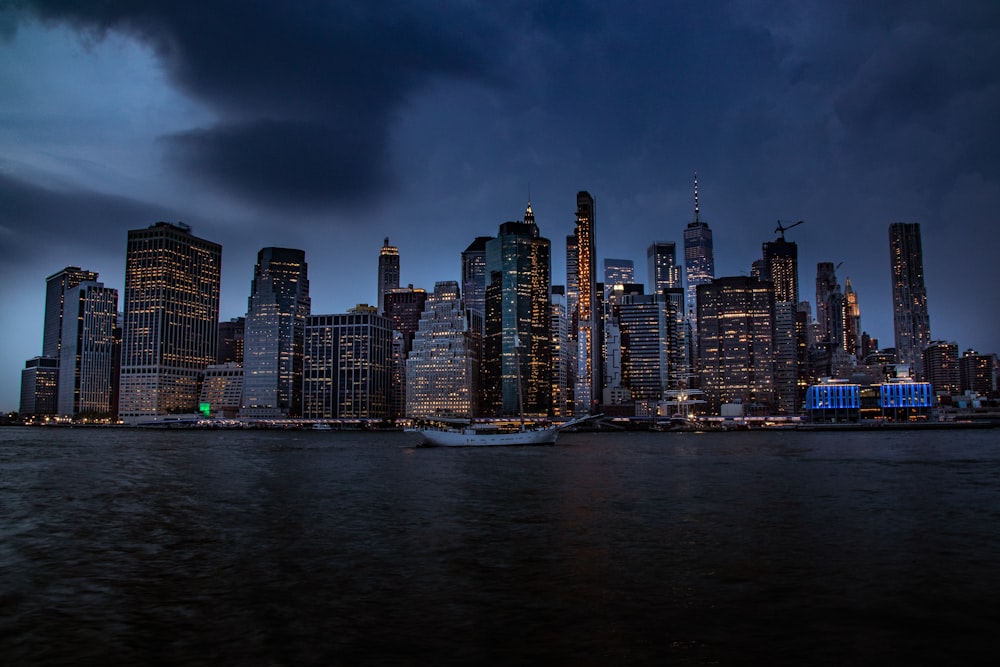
524,197 -> 534,225
694,172 -> 700,223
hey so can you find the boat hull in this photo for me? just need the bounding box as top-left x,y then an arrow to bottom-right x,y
412,426 -> 559,447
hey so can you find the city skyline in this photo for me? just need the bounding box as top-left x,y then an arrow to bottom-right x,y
3,1 -> 1000,411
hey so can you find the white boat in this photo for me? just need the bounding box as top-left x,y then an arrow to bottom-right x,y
408,414 -> 599,447
311,422 -> 332,431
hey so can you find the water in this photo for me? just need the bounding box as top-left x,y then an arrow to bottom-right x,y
2,426 -> 999,665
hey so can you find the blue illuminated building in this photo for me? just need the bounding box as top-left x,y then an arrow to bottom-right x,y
805,378 -> 933,422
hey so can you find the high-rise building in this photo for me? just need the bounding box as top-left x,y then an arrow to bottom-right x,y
483,205 -> 552,417
610,289 -> 671,402
461,237 -> 492,319
217,317 -> 245,364
242,247 -> 310,418
761,234 -> 801,414
57,280 -> 118,418
43,266 -> 99,359
761,236 -> 799,304
550,286 -> 570,418
19,357 -> 59,417
564,233 -> 579,414
697,277 -> 775,415
573,191 -> 599,416
20,266 -> 100,417
889,223 -> 932,375
603,258 -> 635,288
384,285 -> 428,418
922,341 -> 960,395
377,238 -> 400,316
815,262 -> 838,346
119,222 -> 221,423
683,175 -> 715,321
405,281 -> 480,418
842,277 -> 861,356
647,242 -> 681,295
959,350 -> 997,396
302,307 -> 393,419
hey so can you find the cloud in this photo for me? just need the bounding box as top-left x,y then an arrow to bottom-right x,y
4,0 -> 499,210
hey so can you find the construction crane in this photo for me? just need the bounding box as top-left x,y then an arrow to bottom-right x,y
774,219 -> 804,240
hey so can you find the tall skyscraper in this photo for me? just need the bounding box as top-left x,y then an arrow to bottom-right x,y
647,242 -> 681,295
57,280 -> 118,417
815,262 -> 838,346
405,281 -> 480,418
483,204 -> 552,417
889,222 -> 931,375
20,266 -> 99,417
43,266 -> 99,359
119,222 -> 221,423
603,258 -> 635,287
384,285 -> 428,418
573,191 -> 599,416
697,277 -> 775,415
842,277 -> 861,356
461,237 -> 492,319
550,286 -> 570,418
377,238 -> 400,316
762,230 -> 801,414
242,247 -> 310,418
683,175 -> 715,320
302,307 -> 393,419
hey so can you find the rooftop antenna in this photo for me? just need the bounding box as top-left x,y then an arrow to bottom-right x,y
694,172 -> 700,223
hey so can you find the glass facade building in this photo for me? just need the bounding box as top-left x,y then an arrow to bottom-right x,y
57,281 -> 118,417
889,222 -> 931,375
242,247 -> 310,418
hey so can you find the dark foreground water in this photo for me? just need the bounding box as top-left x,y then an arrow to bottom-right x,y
2,426 -> 999,666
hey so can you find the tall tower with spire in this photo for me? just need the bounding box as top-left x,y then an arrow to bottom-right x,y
377,238 -> 400,316
684,174 -> 715,322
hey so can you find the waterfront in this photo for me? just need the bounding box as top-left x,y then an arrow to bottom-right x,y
2,427 -> 999,665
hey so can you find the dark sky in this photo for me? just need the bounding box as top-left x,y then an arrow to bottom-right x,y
2,0 -> 999,411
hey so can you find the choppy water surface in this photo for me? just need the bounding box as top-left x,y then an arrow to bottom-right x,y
2,426 -> 999,665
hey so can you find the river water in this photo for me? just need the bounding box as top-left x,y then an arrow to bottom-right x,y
2,426 -> 998,665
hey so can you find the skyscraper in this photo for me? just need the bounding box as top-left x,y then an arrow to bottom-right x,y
302,307 -> 393,419
43,266 -> 99,359
647,242 -> 681,295
815,262 -> 838,346
483,204 -> 552,417
603,258 -> 635,287
762,231 -> 801,414
405,281 -> 480,418
20,265 -> 100,417
383,285 -> 428,418
461,237 -> 492,319
697,277 -> 775,415
842,277 -> 861,356
119,222 -> 221,424
922,341 -> 960,395
57,280 -> 118,417
683,175 -> 715,321
889,222 -> 931,375
573,191 -> 599,416
377,237 -> 400,316
217,317 -> 245,364
242,247 -> 310,418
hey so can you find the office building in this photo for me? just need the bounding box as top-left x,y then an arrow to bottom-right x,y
815,262 -> 838,346
242,247 -> 310,418
603,258 -> 635,288
842,278 -> 861,356
119,222 -> 221,423
19,357 -> 59,417
43,266 -> 99,359
483,204 -> 552,417
217,317 -> 245,364
550,286 -> 570,418
461,237 -> 492,320
922,341 -> 960,395
302,307 -> 392,419
761,234 -> 800,414
647,242 -> 681,295
697,277 -> 775,415
573,192 -> 600,416
57,280 -> 118,417
377,238 -> 400,316
959,350 -> 997,396
889,223 -> 931,375
384,285 -> 428,417
405,281 -> 480,418
199,363 -> 244,418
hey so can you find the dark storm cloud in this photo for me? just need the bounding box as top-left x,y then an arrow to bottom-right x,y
4,0 -> 499,209
0,172 -> 180,264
